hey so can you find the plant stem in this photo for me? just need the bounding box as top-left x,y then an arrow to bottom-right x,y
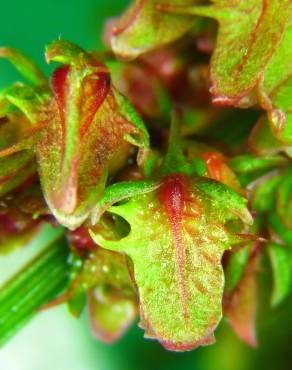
0,235 -> 70,347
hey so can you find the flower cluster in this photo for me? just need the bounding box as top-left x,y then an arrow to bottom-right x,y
0,0 -> 291,352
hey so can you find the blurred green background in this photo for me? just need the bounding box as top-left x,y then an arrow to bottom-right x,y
1,1 -> 292,369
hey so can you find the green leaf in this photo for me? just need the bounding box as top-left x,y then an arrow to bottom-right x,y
0,84 -> 49,125
62,244 -> 137,342
162,1 -> 292,141
229,154 -> 287,175
194,177 -> 253,225
0,41 -> 150,229
269,213 -> 292,245
91,179 -> 160,225
65,247 -> 136,300
229,154 -> 288,188
0,113 -> 37,197
38,41 -> 142,228
0,48 -> 47,86
91,175 -> 252,350
224,244 -> 252,294
85,248 -> 137,343
0,151 -> 36,197
276,168 -> 292,229
112,88 -> 150,149
259,24 -> 292,142
267,242 -> 291,306
250,171 -> 282,213
249,116 -> 292,157
109,0 -> 202,60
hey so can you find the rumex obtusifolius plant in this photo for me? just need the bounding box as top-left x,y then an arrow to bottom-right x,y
0,0 -> 291,352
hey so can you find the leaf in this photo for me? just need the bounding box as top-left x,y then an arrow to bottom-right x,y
91,174 -> 252,350
229,154 -> 288,187
0,113 -> 37,197
0,41 -> 150,229
0,151 -> 36,197
268,213 -> 292,246
61,243 -> 137,342
91,113 -> 243,226
0,52 -> 50,198
162,1 -> 292,140
276,168 -> 292,228
249,171 -> 282,213
89,290 -> 137,344
224,244 -> 252,294
165,1 -> 291,98
224,256 -> 258,347
0,84 -> 50,125
249,116 -> 292,157
91,179 -> 160,224
89,286 -> 137,343
38,41 -> 147,229
259,24 -> 292,142
109,0 -> 202,60
267,242 -> 291,306
229,154 -> 287,175
249,63 -> 292,150
0,47 -> 47,86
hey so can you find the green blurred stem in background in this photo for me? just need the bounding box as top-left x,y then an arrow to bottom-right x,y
0,235 -> 70,347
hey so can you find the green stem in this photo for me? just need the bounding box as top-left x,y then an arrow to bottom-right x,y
0,235 -> 70,347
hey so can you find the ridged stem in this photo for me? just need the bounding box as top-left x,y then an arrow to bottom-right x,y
0,235 -> 70,347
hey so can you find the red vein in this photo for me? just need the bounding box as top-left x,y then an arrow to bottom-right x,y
160,174 -> 189,318
79,70 -> 110,138
235,0 -> 269,75
112,0 -> 147,36
51,65 -> 70,159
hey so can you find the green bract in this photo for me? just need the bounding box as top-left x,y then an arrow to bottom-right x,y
168,0 -> 292,143
268,242 -> 291,307
109,0 -> 202,60
64,245 -> 137,342
0,41 -> 149,229
91,175 -> 252,350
